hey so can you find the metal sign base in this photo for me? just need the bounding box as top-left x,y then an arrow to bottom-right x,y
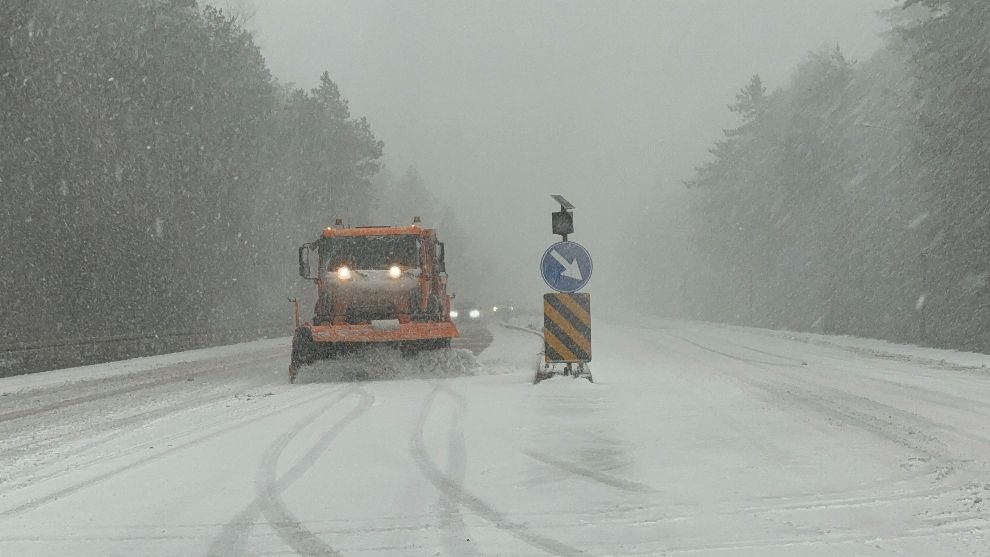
534,359 -> 593,384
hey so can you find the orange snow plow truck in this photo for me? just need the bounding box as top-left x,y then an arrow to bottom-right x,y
289,218 -> 459,382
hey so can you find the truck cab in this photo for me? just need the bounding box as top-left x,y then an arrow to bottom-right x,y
308,225 -> 451,325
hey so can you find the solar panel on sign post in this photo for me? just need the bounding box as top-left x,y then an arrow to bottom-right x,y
551,195 -> 575,210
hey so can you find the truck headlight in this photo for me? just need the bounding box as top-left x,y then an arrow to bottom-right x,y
450,310 -> 459,319
337,266 -> 352,280
388,265 -> 402,278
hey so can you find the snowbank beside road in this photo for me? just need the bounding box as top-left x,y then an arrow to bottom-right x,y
0,337 -> 290,395
627,314 -> 990,374
754,328 -> 990,372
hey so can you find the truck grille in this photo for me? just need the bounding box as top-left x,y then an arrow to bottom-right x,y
346,304 -> 397,324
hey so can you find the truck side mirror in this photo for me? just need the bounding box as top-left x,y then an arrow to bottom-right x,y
298,244 -> 312,279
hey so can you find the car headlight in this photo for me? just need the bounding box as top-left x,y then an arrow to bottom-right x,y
492,306 -> 499,312
469,309 -> 481,319
337,266 -> 352,280
450,310 -> 459,319
388,265 -> 402,278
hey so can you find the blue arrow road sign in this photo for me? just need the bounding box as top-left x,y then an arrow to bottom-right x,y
541,241 -> 593,292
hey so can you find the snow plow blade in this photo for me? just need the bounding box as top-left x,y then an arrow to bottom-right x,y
310,321 -> 458,343
289,322 -> 459,382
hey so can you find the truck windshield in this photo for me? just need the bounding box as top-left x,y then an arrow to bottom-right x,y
320,235 -> 420,271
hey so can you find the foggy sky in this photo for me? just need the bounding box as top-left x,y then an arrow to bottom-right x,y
245,0 -> 893,304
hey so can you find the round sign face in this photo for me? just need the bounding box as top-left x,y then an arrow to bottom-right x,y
540,241 -> 593,292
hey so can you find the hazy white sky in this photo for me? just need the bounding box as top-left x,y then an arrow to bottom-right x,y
246,0 -> 894,301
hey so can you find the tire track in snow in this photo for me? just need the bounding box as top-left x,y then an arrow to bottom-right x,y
507,324 -> 985,546
674,329 -> 954,457
606,330 -> 972,513
659,329 -> 990,453
0,384 -> 344,519
500,323 -> 659,494
0,375 -> 277,498
521,449 -> 656,493
662,332 -> 800,368
664,331 -> 962,456
644,330 -> 990,519
433,383 -> 479,557
607,327 -> 989,554
712,333 -> 990,421
0,372 -> 275,463
456,473 -> 976,535
208,386 -> 373,557
256,387 -> 374,557
439,381 -> 656,508
412,383 -> 585,556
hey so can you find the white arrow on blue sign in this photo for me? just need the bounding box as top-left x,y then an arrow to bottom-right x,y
541,241 -> 593,292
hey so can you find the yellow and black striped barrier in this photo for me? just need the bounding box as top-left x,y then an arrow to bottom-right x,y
543,292 -> 591,363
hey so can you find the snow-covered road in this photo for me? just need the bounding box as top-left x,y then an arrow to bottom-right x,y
0,319 -> 987,556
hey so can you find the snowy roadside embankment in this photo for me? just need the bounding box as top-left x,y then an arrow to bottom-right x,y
0,337 -> 290,396
626,313 -> 990,375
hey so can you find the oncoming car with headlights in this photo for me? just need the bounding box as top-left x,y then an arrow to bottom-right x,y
490,301 -> 515,321
452,300 -> 484,322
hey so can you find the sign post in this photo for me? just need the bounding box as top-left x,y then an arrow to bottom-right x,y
537,195 -> 593,383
